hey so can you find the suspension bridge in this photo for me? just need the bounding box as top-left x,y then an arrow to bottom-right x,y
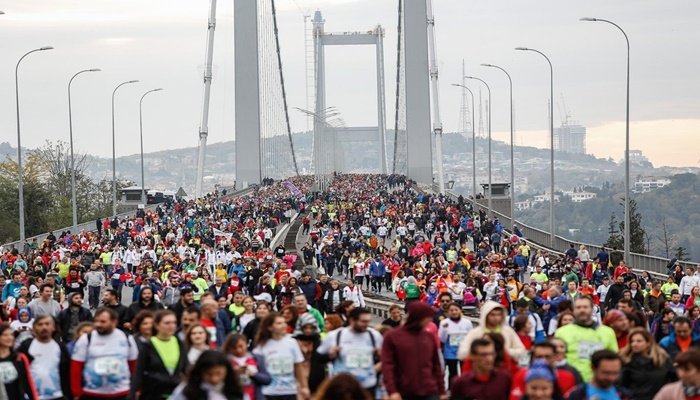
187,0 -> 690,276
192,0 -> 439,192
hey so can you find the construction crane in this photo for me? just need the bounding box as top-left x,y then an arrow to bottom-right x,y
195,0 -> 218,199
558,92 -> 572,126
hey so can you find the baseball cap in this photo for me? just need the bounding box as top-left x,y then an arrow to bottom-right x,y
254,293 -> 273,303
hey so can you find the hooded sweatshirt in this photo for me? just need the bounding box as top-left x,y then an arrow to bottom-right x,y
381,302 -> 446,397
456,300 -> 527,361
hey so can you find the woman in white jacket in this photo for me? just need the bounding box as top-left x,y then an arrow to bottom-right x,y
456,301 -> 526,362
342,279 -> 365,307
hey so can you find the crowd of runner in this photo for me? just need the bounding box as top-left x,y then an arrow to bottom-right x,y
0,173 -> 697,400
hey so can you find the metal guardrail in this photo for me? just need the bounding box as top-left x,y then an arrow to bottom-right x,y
435,186 -> 697,276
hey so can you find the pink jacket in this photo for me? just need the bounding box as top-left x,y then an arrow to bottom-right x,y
653,381 -> 685,400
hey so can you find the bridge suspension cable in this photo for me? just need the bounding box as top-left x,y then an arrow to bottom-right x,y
256,0 -> 298,181
271,0 -> 300,177
392,0 -> 408,175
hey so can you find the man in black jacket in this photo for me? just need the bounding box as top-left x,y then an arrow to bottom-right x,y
124,286 -> 164,331
102,288 -> 128,330
57,292 -> 93,342
169,288 -> 195,322
604,275 -> 628,311
18,315 -> 71,399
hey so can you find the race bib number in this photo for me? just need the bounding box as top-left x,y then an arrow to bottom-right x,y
93,356 -> 122,376
267,356 -> 294,375
346,352 -> 373,369
71,282 -> 80,288
0,362 -> 18,383
111,273 -> 120,280
449,334 -> 465,347
577,341 -> 604,360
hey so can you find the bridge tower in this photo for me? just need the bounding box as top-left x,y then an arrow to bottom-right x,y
234,0 -> 261,189
312,10 -> 388,188
403,0 -> 434,185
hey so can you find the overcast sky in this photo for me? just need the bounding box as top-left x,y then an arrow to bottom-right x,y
1,0 -> 699,167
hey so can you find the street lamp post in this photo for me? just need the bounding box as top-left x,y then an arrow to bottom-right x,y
139,88 -> 164,205
464,76 -> 492,216
450,83 -> 476,201
580,17 -> 631,262
68,68 -> 101,234
482,64 -> 515,230
111,80 -> 139,217
516,46 -> 555,246
15,46 -> 54,241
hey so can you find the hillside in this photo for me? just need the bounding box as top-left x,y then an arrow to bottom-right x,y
516,173 -> 700,262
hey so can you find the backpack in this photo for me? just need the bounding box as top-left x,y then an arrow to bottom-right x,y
336,328 -> 380,364
85,329 -> 133,355
404,284 -> 420,299
463,288 -> 477,305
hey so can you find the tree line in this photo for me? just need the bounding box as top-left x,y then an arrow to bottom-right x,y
0,140 -> 133,244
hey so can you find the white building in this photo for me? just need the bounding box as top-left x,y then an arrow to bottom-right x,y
515,200 -> 532,211
562,190 -> 597,203
633,176 -> 671,193
533,194 -> 561,203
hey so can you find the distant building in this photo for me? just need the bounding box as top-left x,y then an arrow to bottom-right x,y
562,190 -> 597,202
628,150 -> 649,164
515,200 -> 532,211
554,122 -> 586,154
533,193 -> 561,203
633,176 -> 671,193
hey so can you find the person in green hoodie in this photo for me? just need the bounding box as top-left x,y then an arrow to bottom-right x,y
191,271 -> 210,303
554,296 -> 617,382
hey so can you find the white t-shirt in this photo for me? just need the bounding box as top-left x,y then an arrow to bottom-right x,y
317,327 -> 383,388
28,340 -> 63,399
71,330 -> 138,396
253,336 -> 304,396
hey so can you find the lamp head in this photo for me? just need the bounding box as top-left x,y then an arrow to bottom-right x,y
89,68 -> 101,72
580,17 -> 597,22
514,47 -> 529,51
127,80 -> 139,84
464,75 -> 476,80
481,63 -> 495,67
40,46 -> 54,51
153,88 -> 163,92
0,11 -> 5,15
451,83 -> 463,88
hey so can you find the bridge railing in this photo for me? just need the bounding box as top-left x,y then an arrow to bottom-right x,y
434,185 -> 697,277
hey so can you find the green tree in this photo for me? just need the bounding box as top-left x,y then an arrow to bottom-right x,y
619,198 -> 646,254
676,246 -> 690,261
0,152 -> 55,242
604,212 -> 623,249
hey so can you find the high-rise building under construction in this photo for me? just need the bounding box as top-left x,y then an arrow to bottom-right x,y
554,121 -> 586,154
